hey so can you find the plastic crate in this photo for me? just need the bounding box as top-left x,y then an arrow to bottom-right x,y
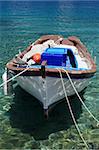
41,48 -> 67,66
45,48 -> 67,54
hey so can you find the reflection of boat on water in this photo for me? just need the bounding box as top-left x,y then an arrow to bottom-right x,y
5,35 -> 96,111
8,85 -> 85,140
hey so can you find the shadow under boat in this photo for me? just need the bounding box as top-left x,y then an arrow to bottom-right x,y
7,85 -> 86,140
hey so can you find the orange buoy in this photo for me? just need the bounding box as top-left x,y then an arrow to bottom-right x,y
32,53 -> 41,63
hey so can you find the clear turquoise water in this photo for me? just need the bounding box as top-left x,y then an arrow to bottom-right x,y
0,1 -> 99,149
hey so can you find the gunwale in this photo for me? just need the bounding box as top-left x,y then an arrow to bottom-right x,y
6,35 -> 96,78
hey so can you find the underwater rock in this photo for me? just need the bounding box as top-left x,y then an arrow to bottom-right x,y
48,132 -> 63,141
23,140 -> 40,149
90,129 -> 99,139
52,141 -> 63,149
3,102 -> 11,111
77,123 -> 87,131
40,140 -> 52,148
0,141 -> 14,149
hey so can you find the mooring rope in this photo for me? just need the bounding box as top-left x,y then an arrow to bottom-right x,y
0,65 -> 99,126
57,69 -> 89,149
0,66 -> 29,88
62,68 -> 99,125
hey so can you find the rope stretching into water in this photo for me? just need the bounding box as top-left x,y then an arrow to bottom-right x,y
0,66 -> 29,88
57,69 -> 89,149
0,65 -> 98,147
61,68 -> 99,125
1,66 -> 99,125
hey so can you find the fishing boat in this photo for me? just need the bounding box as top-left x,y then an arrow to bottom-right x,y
4,35 -> 96,112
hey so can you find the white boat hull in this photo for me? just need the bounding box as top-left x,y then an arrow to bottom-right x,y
16,76 -> 89,109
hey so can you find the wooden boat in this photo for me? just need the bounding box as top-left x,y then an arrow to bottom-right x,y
5,35 -> 96,111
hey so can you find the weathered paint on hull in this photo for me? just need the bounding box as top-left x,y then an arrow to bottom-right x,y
17,76 -> 89,109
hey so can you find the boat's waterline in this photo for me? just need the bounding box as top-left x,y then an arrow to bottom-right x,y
17,76 -> 90,109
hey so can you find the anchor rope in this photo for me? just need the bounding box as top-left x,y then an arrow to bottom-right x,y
0,65 -> 98,125
0,66 -> 29,88
57,69 -> 89,149
62,68 -> 99,125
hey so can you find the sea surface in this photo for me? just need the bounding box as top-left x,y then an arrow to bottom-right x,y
0,0 -> 99,149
